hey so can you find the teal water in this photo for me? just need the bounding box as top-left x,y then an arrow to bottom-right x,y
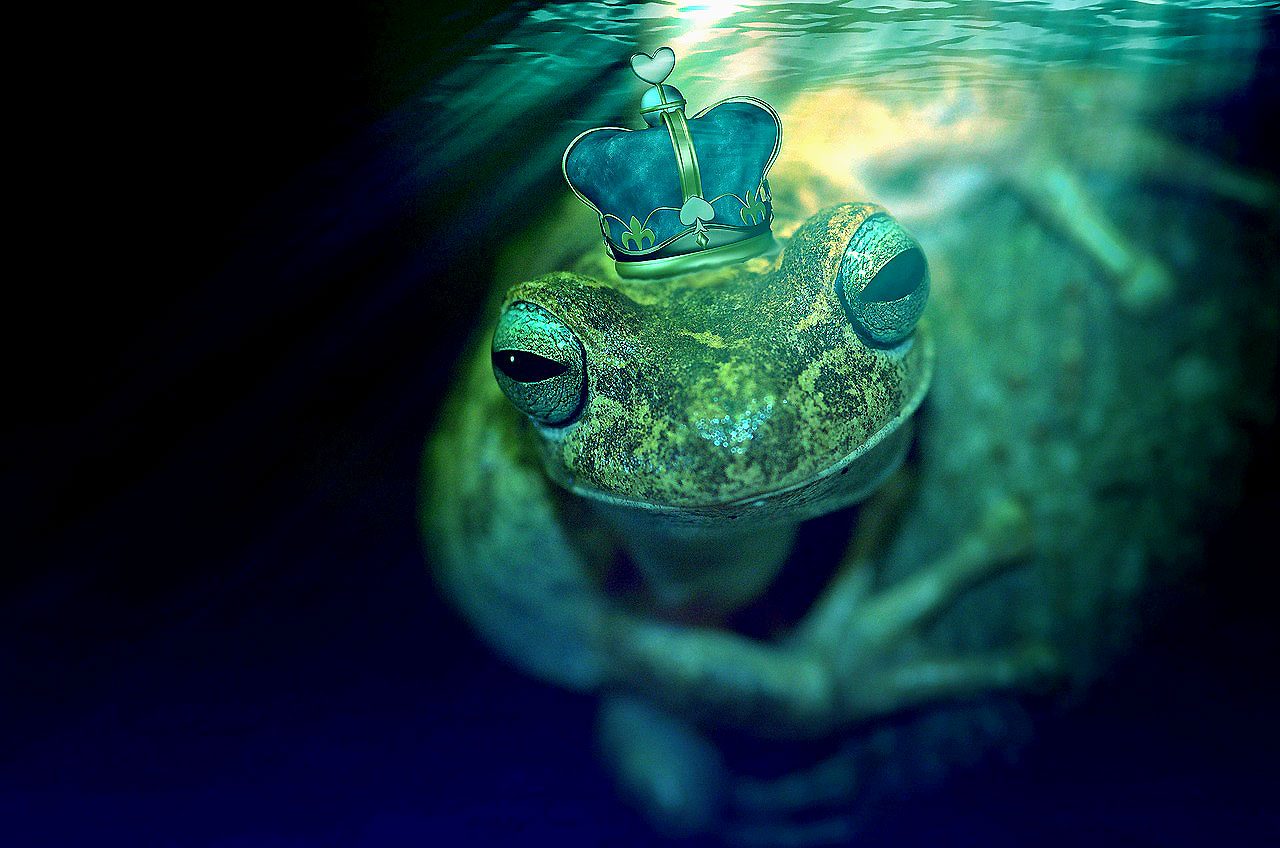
392,1 -> 1278,296
425,1 -> 1276,136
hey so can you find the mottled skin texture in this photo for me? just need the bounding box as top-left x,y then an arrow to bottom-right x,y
504,204 -> 927,514
424,203 -> 1059,842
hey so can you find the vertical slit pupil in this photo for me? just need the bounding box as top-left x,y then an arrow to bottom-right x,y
493,349 -> 569,382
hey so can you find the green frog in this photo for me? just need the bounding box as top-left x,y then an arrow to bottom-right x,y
422,201 -> 1059,839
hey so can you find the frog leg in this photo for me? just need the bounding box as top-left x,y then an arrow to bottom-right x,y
603,494 -> 1054,738
705,497 -> 1056,842
425,354 -> 613,692
730,742 -> 860,815
725,815 -> 856,848
842,644 -> 1060,721
795,494 -> 1061,725
1005,149 -> 1173,314
603,613 -> 839,737
1067,122 -> 1280,213
991,123 -> 1279,315
789,468 -> 917,651
596,693 -> 726,837
726,744 -> 863,847
438,354 -> 858,738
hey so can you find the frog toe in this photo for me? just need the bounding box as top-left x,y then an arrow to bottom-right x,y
726,815 -> 856,848
849,642 -> 1063,719
1117,254 -> 1175,314
838,499 -> 1035,658
730,742 -> 859,815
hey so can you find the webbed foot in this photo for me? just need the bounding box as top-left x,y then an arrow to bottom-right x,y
795,494 -> 1062,725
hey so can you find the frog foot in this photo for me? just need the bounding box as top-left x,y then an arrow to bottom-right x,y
1004,126 -> 1279,316
795,495 -> 1062,725
725,743 -> 861,847
598,696 -> 864,846
596,498 -> 1060,841
596,693 -> 726,838
598,697 -> 873,847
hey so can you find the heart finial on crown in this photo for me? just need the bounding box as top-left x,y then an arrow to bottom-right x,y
630,47 -> 676,86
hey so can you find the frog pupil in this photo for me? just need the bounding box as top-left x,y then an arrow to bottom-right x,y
493,349 -> 569,383
863,247 -> 925,303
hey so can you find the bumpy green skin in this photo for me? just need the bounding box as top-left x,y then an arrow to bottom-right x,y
426,202 -> 935,688
501,203 -> 932,522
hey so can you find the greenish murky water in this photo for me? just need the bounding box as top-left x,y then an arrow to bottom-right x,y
408,0 -> 1278,280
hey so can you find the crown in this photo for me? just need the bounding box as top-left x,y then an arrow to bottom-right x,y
562,47 -> 783,279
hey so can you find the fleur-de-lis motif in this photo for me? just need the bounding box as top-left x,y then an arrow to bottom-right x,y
620,215 -> 656,251
740,190 -> 767,225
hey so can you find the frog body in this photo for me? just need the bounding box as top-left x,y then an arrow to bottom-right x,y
424,201 -> 1057,838
419,24 -> 1277,842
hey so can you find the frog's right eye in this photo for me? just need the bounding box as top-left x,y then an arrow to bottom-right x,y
491,301 -> 587,426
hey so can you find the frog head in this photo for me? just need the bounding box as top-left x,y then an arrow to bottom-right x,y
491,203 -> 933,530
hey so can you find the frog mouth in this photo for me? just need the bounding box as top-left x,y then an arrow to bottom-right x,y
567,398 -> 916,522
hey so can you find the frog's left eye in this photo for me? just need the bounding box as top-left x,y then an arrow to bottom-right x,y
491,301 -> 587,426
835,214 -> 929,346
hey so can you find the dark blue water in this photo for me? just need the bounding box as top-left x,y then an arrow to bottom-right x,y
8,2 -> 1279,845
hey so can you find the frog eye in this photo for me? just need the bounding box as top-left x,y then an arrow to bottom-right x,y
835,214 -> 929,346
491,301 -> 587,426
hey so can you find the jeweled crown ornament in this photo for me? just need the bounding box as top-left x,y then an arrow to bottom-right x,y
563,47 -> 782,279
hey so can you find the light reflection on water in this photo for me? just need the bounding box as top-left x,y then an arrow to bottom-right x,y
419,0 -> 1275,257
455,0 -> 1274,102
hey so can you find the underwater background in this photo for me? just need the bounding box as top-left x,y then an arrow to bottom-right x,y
7,1 -> 1280,845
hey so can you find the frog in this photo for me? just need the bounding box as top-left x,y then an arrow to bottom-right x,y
422,200 -> 1061,841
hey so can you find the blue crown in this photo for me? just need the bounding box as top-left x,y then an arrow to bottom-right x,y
562,47 -> 782,279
